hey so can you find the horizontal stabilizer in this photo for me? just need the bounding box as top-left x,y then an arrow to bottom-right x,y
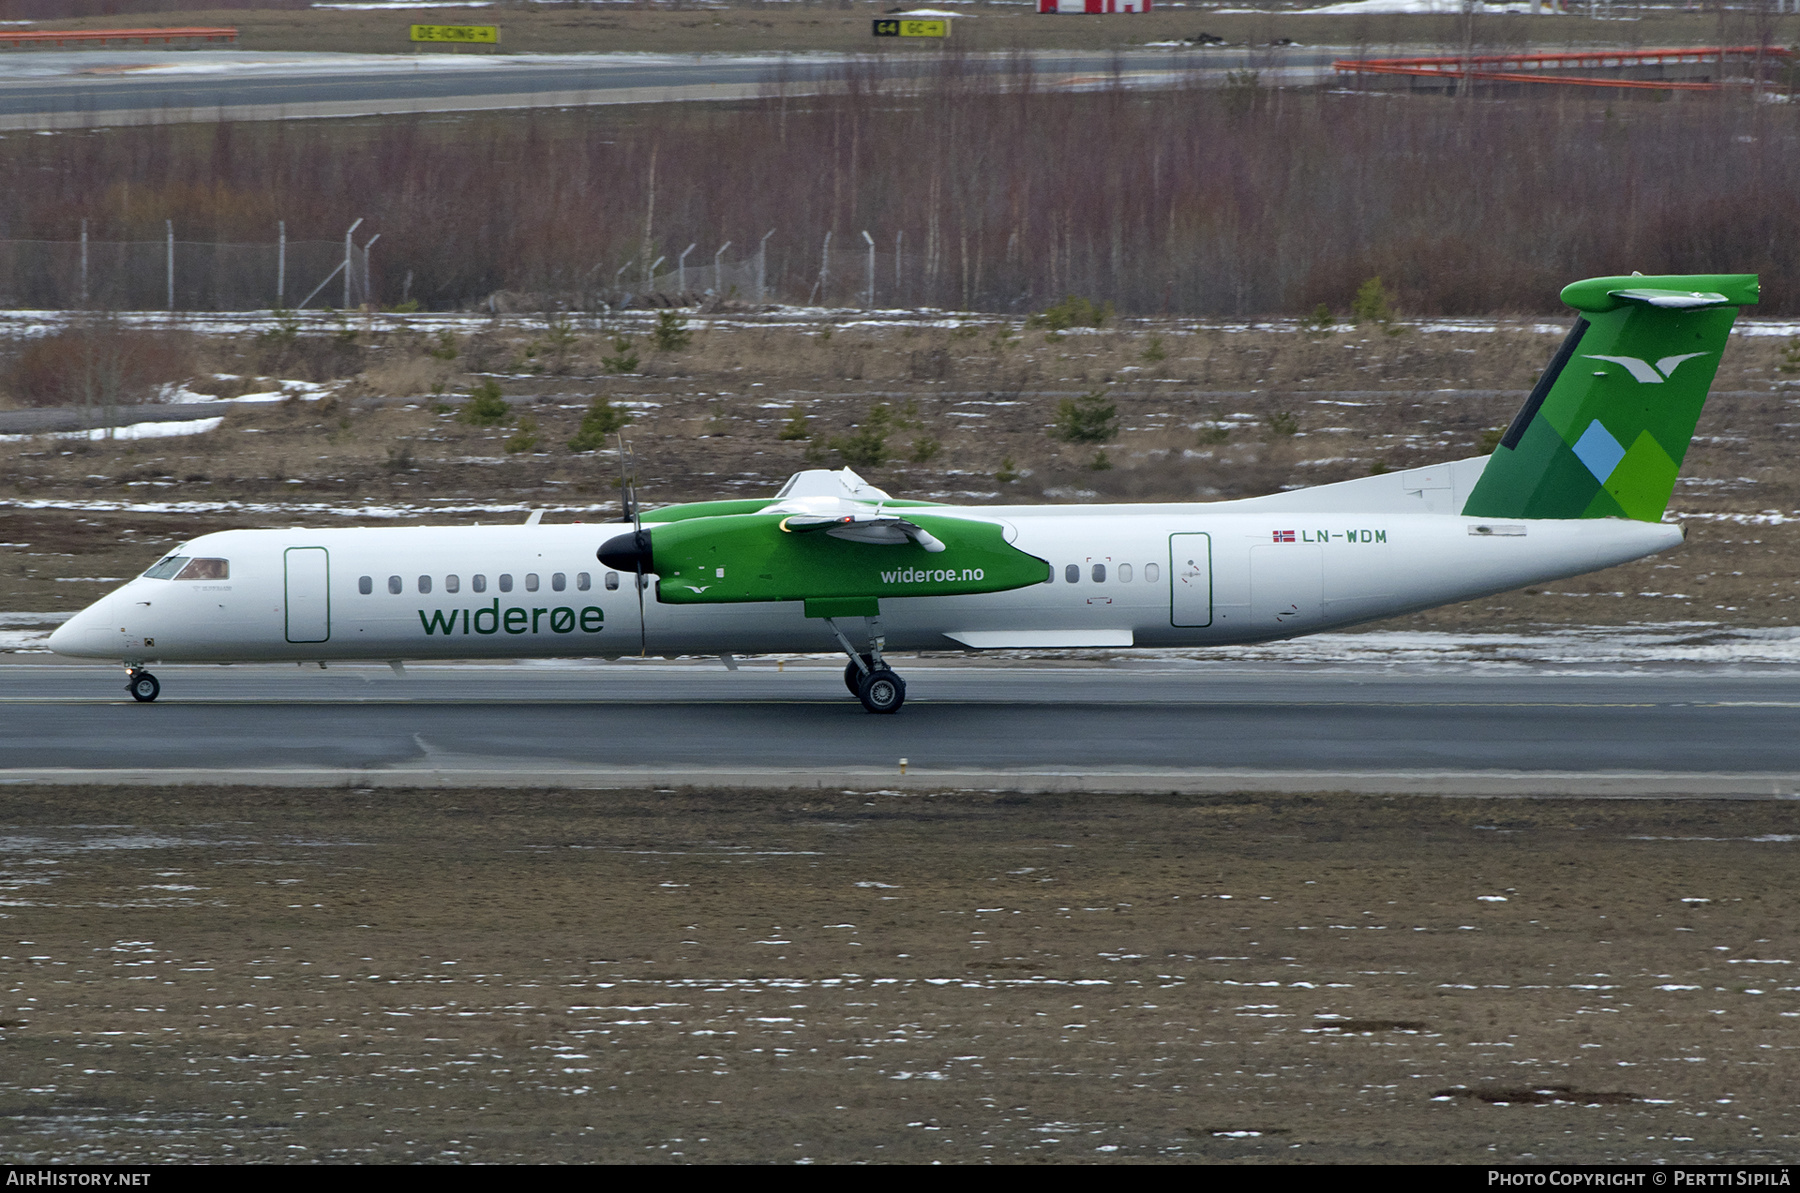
1605,288 -> 1733,310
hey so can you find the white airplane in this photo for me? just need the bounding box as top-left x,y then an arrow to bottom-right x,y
49,272 -> 1756,713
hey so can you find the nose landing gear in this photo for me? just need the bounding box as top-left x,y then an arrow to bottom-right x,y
126,669 -> 160,703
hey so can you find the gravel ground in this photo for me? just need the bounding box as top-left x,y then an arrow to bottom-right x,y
1,784 -> 1797,1163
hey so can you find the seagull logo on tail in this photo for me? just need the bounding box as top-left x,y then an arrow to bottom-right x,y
1583,353 -> 1710,384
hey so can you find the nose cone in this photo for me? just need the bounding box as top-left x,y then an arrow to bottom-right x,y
598,529 -> 653,573
47,600 -> 119,659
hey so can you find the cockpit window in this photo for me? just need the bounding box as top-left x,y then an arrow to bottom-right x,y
173,558 -> 229,581
142,555 -> 189,580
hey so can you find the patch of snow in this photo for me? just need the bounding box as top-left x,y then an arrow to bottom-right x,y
1189,624 -> 1800,668
0,416 -> 223,443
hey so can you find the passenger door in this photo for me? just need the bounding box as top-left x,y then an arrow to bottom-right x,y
1169,533 -> 1212,627
284,546 -> 330,643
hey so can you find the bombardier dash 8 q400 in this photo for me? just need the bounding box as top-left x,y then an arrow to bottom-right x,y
50,273 -> 1758,713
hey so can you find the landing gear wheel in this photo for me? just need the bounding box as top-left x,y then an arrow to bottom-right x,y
127,671 -> 160,703
856,667 -> 906,715
844,656 -> 874,695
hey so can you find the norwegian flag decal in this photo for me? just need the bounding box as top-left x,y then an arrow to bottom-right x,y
1273,530 -> 1296,543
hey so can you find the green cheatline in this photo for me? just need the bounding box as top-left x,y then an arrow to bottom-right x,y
1462,273 -> 1758,522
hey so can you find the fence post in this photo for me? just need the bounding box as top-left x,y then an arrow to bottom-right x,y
78,219 -> 87,308
277,220 -> 286,309
362,233 -> 380,313
816,230 -> 831,306
862,230 -> 874,309
758,229 -> 775,304
713,241 -> 731,295
343,217 -> 363,309
647,255 -> 664,292
165,220 -> 174,312
895,231 -> 903,307
677,242 -> 695,296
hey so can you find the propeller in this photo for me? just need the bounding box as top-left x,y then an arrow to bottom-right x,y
595,433 -> 650,656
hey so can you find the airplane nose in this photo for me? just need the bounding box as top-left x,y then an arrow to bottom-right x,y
47,601 -> 118,659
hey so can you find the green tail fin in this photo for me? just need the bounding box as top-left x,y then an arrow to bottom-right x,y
1461,273 -> 1758,522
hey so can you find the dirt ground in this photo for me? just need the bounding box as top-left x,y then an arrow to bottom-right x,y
2,313 -> 1797,631
34,5 -> 1795,57
0,784 -> 1797,1163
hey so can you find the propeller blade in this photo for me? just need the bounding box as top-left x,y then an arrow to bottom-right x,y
617,432 -> 646,655
616,432 -> 638,527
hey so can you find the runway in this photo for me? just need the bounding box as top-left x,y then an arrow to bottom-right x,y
0,47 -> 1342,129
2,660 -> 1797,795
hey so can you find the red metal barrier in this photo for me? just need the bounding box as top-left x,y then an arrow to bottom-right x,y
0,27 -> 238,49
1333,45 -> 1791,92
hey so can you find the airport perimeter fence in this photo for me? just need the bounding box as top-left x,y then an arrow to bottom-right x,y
646,238 -> 1051,313
0,233 -> 367,312
0,229 -> 1130,315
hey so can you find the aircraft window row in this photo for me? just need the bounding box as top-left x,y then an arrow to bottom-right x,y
1055,562 -> 1157,584
359,572 -> 594,596
141,556 -> 229,581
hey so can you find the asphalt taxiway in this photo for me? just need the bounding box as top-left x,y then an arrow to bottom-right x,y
2,660 -> 1796,795
0,48 -> 1343,129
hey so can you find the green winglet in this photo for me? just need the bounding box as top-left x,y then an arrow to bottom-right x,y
1462,273 -> 1758,522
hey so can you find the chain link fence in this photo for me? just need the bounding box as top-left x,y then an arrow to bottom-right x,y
0,233 -> 1076,313
0,238 -> 362,311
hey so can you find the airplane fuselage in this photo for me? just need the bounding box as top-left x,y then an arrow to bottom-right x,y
48,505 -> 1681,666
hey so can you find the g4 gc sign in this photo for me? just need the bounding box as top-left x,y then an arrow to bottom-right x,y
872,19 -> 949,37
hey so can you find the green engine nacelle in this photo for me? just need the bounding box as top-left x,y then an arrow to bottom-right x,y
633,512 -> 1049,614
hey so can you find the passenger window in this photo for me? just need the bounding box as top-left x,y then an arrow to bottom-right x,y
525,573 -> 539,593
499,574 -> 513,593
1119,563 -> 1132,583
445,574 -> 460,594
1065,564 -> 1079,584
143,555 -> 188,580
1145,562 -> 1160,583
418,575 -> 432,594
551,573 -> 566,592
605,572 -> 620,591
174,558 -> 228,581
1092,563 -> 1106,583
576,572 -> 591,591
473,574 -> 487,593
358,575 -> 372,595
388,575 -> 402,595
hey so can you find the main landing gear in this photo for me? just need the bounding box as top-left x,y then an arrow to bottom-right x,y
826,619 -> 906,714
126,668 -> 160,703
